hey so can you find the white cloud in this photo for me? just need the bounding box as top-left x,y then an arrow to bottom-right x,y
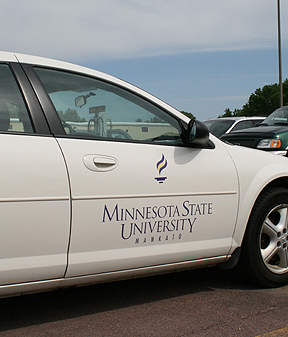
1,0 -> 287,62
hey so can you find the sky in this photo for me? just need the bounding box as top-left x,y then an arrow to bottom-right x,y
1,0 -> 288,120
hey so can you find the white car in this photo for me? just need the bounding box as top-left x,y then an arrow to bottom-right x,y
203,116 -> 265,138
0,52 -> 288,298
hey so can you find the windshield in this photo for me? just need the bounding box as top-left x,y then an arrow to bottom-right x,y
262,107 -> 288,126
203,119 -> 234,137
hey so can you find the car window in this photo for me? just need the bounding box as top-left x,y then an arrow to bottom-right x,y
0,64 -> 34,133
263,108 -> 288,126
252,119 -> 264,127
34,68 -> 183,145
232,120 -> 249,132
204,119 -> 234,137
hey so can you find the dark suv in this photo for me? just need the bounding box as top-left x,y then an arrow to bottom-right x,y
221,106 -> 288,155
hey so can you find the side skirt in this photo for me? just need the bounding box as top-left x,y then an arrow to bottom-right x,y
0,255 -> 228,298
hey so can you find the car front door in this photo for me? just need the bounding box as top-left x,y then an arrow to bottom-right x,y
32,67 -> 239,278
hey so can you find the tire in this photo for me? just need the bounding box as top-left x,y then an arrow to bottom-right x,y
239,187 -> 288,287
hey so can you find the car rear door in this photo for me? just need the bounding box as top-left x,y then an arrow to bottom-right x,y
0,60 -> 70,287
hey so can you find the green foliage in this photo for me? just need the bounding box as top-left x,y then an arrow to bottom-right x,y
58,108 -> 86,122
240,83 -> 280,116
181,111 -> 196,119
219,108 -> 241,118
222,79 -> 288,118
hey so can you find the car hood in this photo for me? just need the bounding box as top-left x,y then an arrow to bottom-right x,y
221,125 -> 288,139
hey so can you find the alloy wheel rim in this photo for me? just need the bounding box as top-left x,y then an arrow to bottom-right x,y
260,204 -> 288,274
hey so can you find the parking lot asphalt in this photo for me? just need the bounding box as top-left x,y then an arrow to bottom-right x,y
0,267 -> 287,336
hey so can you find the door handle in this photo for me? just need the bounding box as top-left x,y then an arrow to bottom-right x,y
83,155 -> 118,172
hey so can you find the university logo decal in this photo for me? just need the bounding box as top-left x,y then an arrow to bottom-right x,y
155,154 -> 168,183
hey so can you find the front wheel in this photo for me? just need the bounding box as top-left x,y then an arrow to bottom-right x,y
240,187 -> 288,287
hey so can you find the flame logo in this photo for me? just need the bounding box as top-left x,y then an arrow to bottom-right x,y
156,154 -> 168,175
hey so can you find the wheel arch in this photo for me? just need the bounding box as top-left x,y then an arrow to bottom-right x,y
249,177 -> 288,226
231,176 -> 288,250
237,184 -> 288,286
224,176 -> 288,272
258,177 -> 288,195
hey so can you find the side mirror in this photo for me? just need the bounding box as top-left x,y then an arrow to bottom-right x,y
187,119 -> 210,147
75,92 -> 96,108
75,95 -> 86,108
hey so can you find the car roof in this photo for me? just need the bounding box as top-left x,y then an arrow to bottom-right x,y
0,51 -> 18,62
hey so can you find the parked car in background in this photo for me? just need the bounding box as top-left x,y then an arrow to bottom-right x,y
203,116 -> 265,138
1,51 -> 288,298
221,106 -> 288,155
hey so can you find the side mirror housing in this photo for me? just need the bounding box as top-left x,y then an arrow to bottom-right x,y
75,95 -> 86,108
187,119 -> 210,147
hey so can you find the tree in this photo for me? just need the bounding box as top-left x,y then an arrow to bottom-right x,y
222,79 -> 288,118
58,108 -> 86,122
219,108 -> 241,118
181,111 -> 196,119
240,83 -> 280,116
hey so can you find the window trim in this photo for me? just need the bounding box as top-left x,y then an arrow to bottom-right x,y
20,64 -> 64,135
9,63 -> 51,135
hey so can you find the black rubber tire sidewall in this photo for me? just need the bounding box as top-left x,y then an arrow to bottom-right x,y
240,187 -> 288,287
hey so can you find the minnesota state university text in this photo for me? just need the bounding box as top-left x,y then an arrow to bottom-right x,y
102,201 -> 213,244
